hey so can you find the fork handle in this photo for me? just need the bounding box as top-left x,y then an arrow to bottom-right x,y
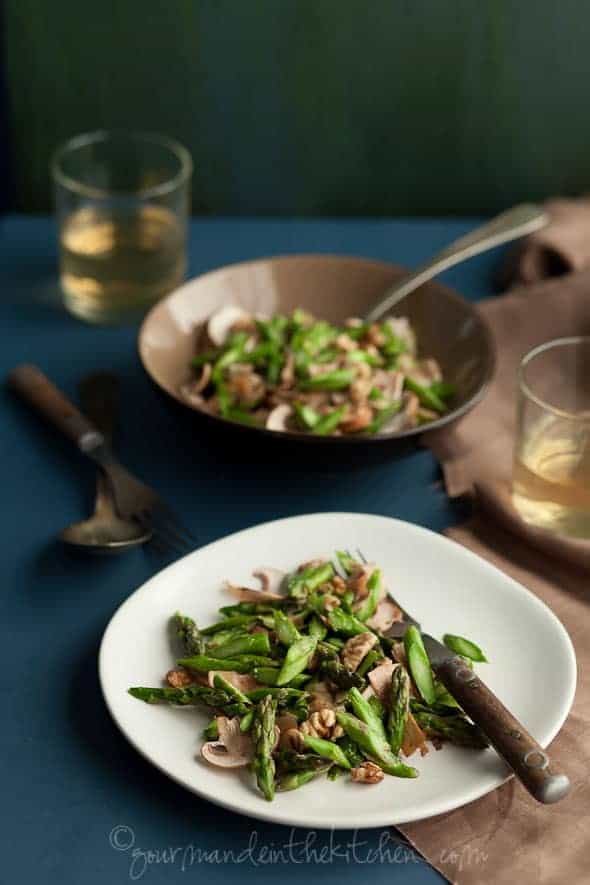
435,656 -> 570,804
8,364 -> 104,452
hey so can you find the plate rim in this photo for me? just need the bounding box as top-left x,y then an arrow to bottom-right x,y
99,512 -> 576,829
137,253 -> 496,444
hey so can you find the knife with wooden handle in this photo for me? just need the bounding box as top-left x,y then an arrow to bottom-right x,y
421,634 -> 570,804
385,607 -> 570,804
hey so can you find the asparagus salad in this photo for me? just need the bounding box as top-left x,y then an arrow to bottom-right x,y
129,553 -> 489,801
181,306 -> 455,435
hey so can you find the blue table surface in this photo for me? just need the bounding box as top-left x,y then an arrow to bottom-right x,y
0,215 -> 505,885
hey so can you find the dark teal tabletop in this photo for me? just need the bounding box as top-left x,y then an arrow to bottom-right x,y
0,215 -> 502,885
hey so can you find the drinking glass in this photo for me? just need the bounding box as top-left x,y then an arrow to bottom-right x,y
512,337 -> 590,537
52,131 -> 192,323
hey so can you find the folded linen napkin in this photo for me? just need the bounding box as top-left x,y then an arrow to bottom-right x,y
499,196 -> 590,287
398,269 -> 590,884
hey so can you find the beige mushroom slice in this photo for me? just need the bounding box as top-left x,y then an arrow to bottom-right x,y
402,713 -> 429,758
265,404 -> 293,433
193,362 -> 212,394
180,383 -> 206,410
224,581 -> 284,603
367,598 -> 403,632
308,681 -> 336,713
207,305 -> 251,347
367,659 -> 397,703
201,716 -> 254,768
373,369 -> 404,404
386,317 -> 416,351
253,567 -> 286,595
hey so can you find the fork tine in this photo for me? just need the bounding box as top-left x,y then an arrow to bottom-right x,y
146,532 -> 174,558
152,518 -> 194,555
153,502 -> 199,548
148,510 -> 196,556
134,511 -> 189,558
332,555 -> 346,579
356,548 -> 368,564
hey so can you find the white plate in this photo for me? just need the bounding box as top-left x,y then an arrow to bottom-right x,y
99,513 -> 576,830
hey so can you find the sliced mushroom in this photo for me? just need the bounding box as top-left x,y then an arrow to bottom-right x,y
347,563 -> 376,599
367,599 -> 403,632
402,713 -> 429,758
180,382 -> 206,410
361,684 -> 376,701
193,362 -> 212,394
265,404 -> 293,432
207,305 -> 251,347
375,411 -> 407,435
201,716 -> 254,768
207,670 -> 259,692
385,317 -> 416,351
277,712 -> 299,734
308,681 -> 336,713
253,567 -> 286,595
224,581 -> 284,603
367,659 -> 397,703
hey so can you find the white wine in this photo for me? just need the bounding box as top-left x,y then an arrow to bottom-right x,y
513,415 -> 590,537
59,204 -> 186,323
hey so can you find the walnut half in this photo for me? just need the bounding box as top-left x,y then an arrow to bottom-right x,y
350,761 -> 384,784
300,708 -> 344,741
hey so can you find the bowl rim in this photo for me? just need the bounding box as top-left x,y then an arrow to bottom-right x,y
138,252 -> 496,444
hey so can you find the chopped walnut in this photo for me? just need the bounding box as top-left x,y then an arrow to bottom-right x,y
340,403 -> 373,432
336,333 -> 358,352
351,761 -> 384,784
227,368 -> 265,407
322,594 -> 341,612
331,575 -> 347,595
349,377 -> 373,402
341,632 -> 378,672
166,668 -> 195,688
366,324 -> 386,348
300,708 -> 344,741
347,564 -> 374,599
354,361 -> 372,381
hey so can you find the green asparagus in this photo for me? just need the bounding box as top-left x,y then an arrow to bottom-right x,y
388,666 -> 410,755
276,636 -> 317,685
252,695 -> 278,801
336,711 -> 418,778
443,634 -> 488,663
174,613 -> 206,655
404,625 -> 437,705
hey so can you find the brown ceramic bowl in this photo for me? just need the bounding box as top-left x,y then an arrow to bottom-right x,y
138,254 -> 495,444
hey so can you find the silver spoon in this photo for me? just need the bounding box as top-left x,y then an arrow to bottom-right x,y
365,203 -> 548,323
59,372 -> 152,553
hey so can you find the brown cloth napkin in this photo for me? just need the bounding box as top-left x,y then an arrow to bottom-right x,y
398,269 -> 590,884
499,196 -> 590,287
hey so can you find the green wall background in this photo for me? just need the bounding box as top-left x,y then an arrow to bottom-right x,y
4,0 -> 590,215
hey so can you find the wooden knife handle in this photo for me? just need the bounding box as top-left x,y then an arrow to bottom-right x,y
8,363 -> 104,452
435,655 -> 570,804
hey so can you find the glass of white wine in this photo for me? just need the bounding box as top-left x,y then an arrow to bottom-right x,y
513,337 -> 590,537
52,131 -> 192,324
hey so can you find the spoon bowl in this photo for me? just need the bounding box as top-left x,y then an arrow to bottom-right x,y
59,474 -> 152,554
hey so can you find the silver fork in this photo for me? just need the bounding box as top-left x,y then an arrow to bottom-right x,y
9,364 -> 197,557
351,549 -> 570,804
